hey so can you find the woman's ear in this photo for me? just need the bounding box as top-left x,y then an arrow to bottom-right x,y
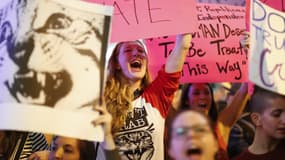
251,112 -> 261,126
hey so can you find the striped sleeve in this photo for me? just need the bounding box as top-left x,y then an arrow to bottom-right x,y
19,132 -> 49,160
30,132 -> 49,151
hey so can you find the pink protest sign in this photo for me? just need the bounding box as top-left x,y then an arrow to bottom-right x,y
146,3 -> 247,83
85,0 -> 198,42
249,0 -> 285,95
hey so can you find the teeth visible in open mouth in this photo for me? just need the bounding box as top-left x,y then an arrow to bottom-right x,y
198,104 -> 207,108
186,147 -> 202,156
130,61 -> 141,68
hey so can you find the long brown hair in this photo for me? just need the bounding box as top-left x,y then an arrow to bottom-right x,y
50,136 -> 97,160
77,139 -> 97,160
179,83 -> 218,123
0,131 -> 25,159
104,41 -> 151,133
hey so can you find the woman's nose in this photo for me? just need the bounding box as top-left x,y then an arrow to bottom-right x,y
179,127 -> 197,139
54,148 -> 63,160
131,49 -> 146,57
281,112 -> 285,123
132,49 -> 140,56
199,93 -> 207,99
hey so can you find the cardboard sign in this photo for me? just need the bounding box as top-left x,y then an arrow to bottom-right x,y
249,0 -> 285,95
85,0 -> 198,42
0,0 -> 113,141
146,3 -> 247,82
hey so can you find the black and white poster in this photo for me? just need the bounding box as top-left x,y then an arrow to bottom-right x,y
0,0 -> 113,141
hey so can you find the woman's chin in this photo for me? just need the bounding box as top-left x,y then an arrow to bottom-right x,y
185,154 -> 202,160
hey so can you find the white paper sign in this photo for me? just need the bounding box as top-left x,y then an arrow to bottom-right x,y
0,0 -> 113,141
249,0 -> 285,95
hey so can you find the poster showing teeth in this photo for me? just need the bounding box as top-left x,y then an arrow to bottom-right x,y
0,0 -> 113,141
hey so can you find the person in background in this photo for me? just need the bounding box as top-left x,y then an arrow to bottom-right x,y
30,102 -> 121,160
215,83 -> 232,113
225,29 -> 254,159
48,136 -> 96,160
170,28 -> 252,160
227,100 -> 255,159
0,131 -> 49,160
164,84 -> 184,160
103,33 -> 191,159
176,82 -> 249,160
233,86 -> 285,160
168,109 -> 219,160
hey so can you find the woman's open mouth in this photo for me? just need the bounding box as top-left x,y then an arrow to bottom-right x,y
186,146 -> 203,160
198,103 -> 207,108
130,60 -> 142,72
187,147 -> 202,155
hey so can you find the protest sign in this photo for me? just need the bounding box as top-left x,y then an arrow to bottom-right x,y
249,0 -> 285,95
86,0 -> 198,42
0,0 -> 113,141
260,0 -> 284,11
197,0 -> 246,6
146,3 -> 247,82
246,0 -> 284,29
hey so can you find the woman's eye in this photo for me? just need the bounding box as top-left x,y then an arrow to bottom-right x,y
175,127 -> 187,136
63,147 -> 74,154
271,110 -> 282,117
193,92 -> 200,95
138,49 -> 145,53
194,127 -> 207,133
51,146 -> 57,152
124,49 -> 132,53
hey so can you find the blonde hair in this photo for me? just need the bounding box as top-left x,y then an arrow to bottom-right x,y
104,41 -> 151,133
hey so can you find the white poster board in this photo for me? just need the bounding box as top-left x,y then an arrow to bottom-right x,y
249,0 -> 285,95
0,0 -> 113,141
